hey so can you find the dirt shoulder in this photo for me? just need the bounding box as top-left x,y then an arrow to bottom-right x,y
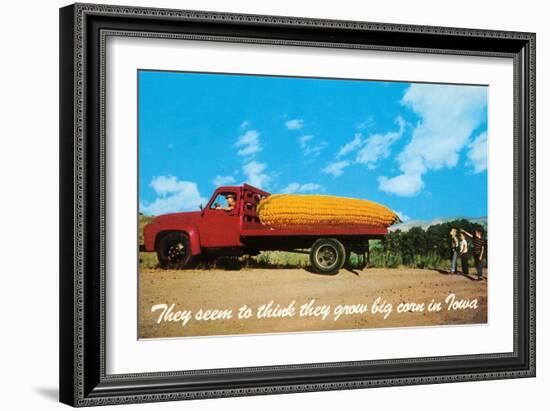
139,267 -> 487,339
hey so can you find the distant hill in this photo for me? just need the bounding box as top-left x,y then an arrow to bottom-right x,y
390,216 -> 487,232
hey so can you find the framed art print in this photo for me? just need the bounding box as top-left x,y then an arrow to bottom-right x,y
59,3 -> 535,406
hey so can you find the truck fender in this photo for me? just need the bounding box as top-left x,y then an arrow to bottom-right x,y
182,225 -> 202,255
152,224 -> 202,256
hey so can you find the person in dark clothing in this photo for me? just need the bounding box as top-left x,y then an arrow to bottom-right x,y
461,228 -> 486,280
459,232 -> 469,275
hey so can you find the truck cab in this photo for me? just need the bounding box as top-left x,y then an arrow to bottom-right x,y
142,184 -> 269,267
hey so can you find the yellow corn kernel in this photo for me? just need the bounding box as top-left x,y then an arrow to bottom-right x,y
257,194 -> 400,229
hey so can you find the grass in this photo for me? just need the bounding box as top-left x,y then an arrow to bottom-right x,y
139,247 -> 478,272
140,251 -> 159,269
252,251 -> 309,268
368,249 -> 484,272
139,214 -> 158,269
140,249 -> 397,271
139,214 -> 154,245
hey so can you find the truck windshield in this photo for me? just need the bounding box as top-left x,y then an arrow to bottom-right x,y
210,192 -> 237,212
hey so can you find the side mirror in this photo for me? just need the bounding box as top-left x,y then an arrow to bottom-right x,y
199,204 -> 203,211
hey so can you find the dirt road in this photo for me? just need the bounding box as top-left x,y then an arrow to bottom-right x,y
139,267 -> 487,339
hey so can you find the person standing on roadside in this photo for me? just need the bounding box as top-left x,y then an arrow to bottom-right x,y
461,228 -> 486,281
449,228 -> 459,274
459,232 -> 469,275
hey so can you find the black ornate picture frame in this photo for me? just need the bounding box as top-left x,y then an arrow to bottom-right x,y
59,3 -> 535,407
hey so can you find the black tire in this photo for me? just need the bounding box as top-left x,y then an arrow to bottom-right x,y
157,232 -> 194,269
309,238 -> 346,275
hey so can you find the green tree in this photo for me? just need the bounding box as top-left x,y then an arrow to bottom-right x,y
377,219 -> 487,269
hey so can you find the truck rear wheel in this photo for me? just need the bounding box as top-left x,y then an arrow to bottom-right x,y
309,238 -> 346,275
157,232 -> 194,269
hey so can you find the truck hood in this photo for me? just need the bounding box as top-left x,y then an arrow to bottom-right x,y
151,211 -> 201,224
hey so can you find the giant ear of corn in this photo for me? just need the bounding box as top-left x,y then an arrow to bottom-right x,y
256,194 -> 400,229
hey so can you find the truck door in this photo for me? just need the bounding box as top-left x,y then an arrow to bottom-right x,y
199,191 -> 242,247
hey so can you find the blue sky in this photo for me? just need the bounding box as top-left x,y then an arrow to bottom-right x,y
138,70 -> 488,221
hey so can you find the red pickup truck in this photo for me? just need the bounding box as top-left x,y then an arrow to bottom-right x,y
142,184 -> 388,274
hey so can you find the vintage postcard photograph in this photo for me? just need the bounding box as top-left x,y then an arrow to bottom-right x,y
138,70 -> 488,339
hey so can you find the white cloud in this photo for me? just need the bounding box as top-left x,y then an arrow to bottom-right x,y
281,182 -> 301,194
235,130 -> 261,156
356,116 -> 405,168
331,116 -> 404,175
285,119 -> 304,130
322,160 -> 350,177
399,84 -> 486,173
356,116 -> 375,130
299,134 -> 327,157
233,127 -> 272,189
337,133 -> 363,158
213,175 -> 236,186
396,210 -> 410,222
379,84 -> 487,196
149,175 -> 187,196
282,182 -> 324,194
141,175 -> 206,215
378,173 -> 424,197
240,120 -> 251,130
466,132 -> 487,173
299,135 -> 313,145
242,160 -> 270,189
305,142 -> 327,157
299,183 -> 323,192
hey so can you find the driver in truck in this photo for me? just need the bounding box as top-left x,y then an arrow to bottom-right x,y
215,193 -> 236,212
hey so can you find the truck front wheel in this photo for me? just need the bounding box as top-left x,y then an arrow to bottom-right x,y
157,232 -> 194,269
309,238 -> 346,275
